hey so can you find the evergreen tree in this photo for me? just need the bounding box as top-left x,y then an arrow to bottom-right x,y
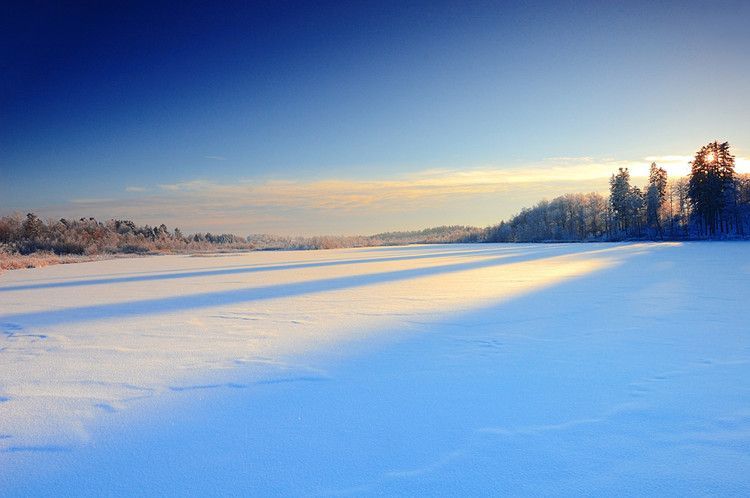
609,168 -> 632,234
646,163 -> 668,237
688,141 -> 735,235
628,186 -> 645,237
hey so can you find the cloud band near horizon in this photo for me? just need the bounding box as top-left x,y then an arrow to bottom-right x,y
5,155 -> 749,236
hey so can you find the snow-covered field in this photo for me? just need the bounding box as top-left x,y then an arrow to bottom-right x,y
1,242 -> 749,496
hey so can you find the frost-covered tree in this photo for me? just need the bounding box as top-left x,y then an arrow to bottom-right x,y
628,186 -> 645,237
22,213 -> 44,240
735,174 -> 750,236
484,192 -> 610,242
646,163 -> 668,237
609,167 -> 646,237
610,168 -> 632,233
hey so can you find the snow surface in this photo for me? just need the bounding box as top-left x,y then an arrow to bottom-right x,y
1,242 -> 749,496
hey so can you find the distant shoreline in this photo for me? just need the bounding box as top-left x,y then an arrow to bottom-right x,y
4,239 -> 749,273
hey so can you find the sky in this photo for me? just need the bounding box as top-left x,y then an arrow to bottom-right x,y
2,0 -> 749,235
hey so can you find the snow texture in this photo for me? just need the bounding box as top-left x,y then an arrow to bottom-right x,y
1,242 -> 749,496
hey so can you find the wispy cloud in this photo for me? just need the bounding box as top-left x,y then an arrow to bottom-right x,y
125,186 -> 147,192
69,198 -> 115,204
204,155 -> 227,161
151,155 -> 750,210
36,154 -> 750,235
152,165 -> 603,214
158,183 -> 183,192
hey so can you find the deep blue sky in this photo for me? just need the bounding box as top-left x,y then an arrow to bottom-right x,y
2,1 -> 749,233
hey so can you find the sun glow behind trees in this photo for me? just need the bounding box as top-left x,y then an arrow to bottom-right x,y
2,142 -> 749,261
688,141 -> 738,236
10,154 -> 749,237
483,142 -> 750,242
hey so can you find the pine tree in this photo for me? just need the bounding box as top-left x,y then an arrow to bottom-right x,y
688,141 -> 736,235
628,186 -> 645,237
646,163 -> 668,237
609,168 -> 632,234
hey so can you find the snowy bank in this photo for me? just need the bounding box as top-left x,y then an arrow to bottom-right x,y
1,243 -> 749,495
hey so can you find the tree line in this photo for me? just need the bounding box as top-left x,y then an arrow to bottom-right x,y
1,140 -> 747,266
0,212 -> 480,259
482,141 -> 750,242
0,215 -> 253,256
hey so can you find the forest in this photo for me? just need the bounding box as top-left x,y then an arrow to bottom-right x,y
483,141 -> 749,242
1,141 -> 747,269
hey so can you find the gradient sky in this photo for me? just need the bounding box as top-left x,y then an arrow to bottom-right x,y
2,0 -> 749,234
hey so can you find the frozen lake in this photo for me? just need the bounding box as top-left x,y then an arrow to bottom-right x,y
1,243 -> 749,496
